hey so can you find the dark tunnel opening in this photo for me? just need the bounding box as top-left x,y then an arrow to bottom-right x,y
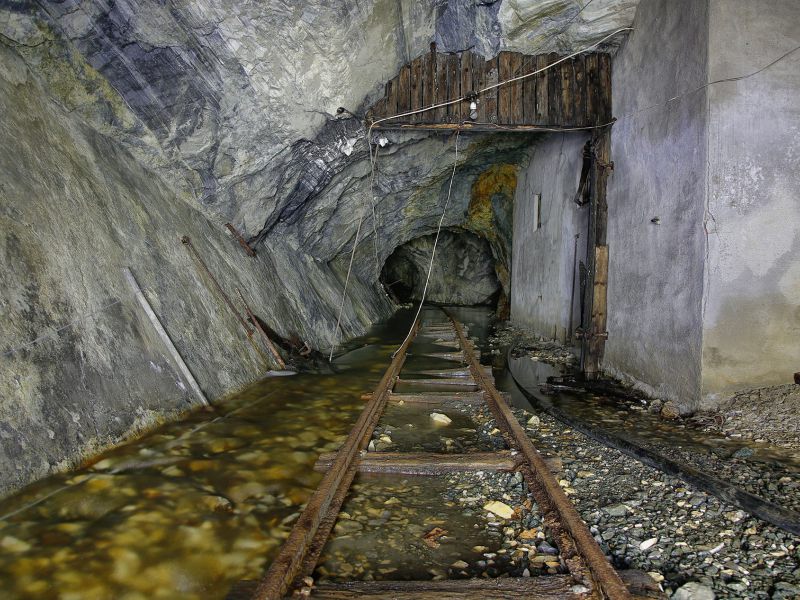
379,229 -> 500,308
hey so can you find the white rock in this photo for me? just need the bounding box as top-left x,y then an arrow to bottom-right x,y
451,560 -> 469,570
639,537 -> 657,551
483,500 -> 514,519
430,412 -> 452,425
527,415 -> 540,427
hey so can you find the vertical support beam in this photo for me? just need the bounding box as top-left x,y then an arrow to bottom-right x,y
435,53 -> 449,122
422,45 -> 436,124
583,128 -> 611,379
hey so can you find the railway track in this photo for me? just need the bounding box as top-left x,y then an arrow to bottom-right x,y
228,309 -> 661,599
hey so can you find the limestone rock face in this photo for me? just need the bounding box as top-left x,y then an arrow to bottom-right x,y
382,230 -> 500,306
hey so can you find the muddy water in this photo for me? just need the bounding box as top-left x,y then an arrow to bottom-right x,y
0,311 -> 424,599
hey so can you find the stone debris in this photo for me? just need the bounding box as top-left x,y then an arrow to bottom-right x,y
430,412 -> 453,426
671,582 -> 716,600
483,501 -> 514,520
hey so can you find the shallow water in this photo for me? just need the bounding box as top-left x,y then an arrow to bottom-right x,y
0,311 -> 422,599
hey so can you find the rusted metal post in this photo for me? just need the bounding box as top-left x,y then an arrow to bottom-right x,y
181,236 -> 253,336
235,288 -> 286,370
225,223 -> 257,257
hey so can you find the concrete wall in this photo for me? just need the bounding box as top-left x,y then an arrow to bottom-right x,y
511,133 -> 589,342
604,0 -> 709,406
0,42 -> 389,497
701,0 -> 800,405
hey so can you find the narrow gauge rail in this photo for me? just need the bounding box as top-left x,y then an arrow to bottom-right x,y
229,309 -> 655,599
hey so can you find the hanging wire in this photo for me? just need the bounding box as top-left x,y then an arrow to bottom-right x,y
328,193 -> 369,362
368,141 -> 382,275
392,128 -> 461,358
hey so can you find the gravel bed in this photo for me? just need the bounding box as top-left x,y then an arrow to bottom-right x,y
510,405 -> 800,598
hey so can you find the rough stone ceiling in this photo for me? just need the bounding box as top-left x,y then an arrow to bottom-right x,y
0,0 -> 639,264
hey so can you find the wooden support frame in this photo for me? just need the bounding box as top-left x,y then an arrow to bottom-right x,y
581,128 -> 612,378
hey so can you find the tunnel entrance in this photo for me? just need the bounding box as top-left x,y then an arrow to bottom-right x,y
380,230 -> 500,307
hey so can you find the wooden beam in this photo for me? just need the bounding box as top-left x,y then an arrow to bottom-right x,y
535,54 -> 549,123
510,52 -> 524,125
598,53 -> 612,124
560,58 -> 574,126
446,53 -> 461,122
385,77 -> 398,119
388,392 -> 485,405
422,49 -> 436,124
123,268 -> 209,407
229,577 -> 586,600
409,56 -> 423,123
547,53 -> 562,125
313,451 -> 534,475
522,55 -> 537,124
573,55 -> 587,127
397,64 -> 411,115
585,54 -> 599,126
482,57 -> 498,123
435,53 -> 449,122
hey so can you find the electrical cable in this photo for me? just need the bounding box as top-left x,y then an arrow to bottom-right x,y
328,185 -> 371,362
368,142 -> 381,275
392,128 -> 461,358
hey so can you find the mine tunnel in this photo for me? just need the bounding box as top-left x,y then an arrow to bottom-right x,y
1,1 -> 799,599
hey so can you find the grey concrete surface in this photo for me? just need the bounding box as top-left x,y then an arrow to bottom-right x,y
511,133 -> 589,343
701,0 -> 800,405
604,0 -> 709,408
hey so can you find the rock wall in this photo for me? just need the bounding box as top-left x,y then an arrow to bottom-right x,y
700,0 -> 800,405
511,133 -> 589,342
382,230 -> 499,306
0,0 -> 640,495
0,41 -> 390,497
604,0 -> 709,407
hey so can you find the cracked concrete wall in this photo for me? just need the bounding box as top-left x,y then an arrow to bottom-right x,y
511,133 -> 589,343
604,0 -> 708,408
701,0 -> 800,405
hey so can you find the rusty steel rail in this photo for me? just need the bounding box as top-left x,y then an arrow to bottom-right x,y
232,309 -> 641,600
444,309 -> 632,600
247,315 -> 422,600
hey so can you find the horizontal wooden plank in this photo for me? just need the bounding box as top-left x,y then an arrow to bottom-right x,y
314,451 -> 519,475
228,576 -> 585,600
388,392 -> 485,405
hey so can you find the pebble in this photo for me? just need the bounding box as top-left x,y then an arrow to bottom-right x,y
430,413 -> 452,425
